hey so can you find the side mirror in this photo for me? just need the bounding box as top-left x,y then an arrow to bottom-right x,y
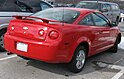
111,22 -> 117,27
101,9 -> 108,12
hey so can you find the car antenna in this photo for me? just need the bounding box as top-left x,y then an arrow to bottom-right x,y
62,0 -> 65,26
97,0 -> 99,9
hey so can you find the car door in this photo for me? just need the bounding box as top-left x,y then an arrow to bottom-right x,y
91,12 -> 113,53
78,13 -> 106,55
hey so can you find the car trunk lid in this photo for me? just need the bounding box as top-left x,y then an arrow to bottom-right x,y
8,19 -> 51,41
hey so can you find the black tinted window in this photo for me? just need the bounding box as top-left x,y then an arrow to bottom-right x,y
15,1 -> 31,12
28,0 -> 41,12
0,0 -> 15,12
79,14 -> 94,26
41,2 -> 52,10
15,0 -> 41,13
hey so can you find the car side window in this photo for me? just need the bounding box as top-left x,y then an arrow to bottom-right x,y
79,14 -> 94,26
102,4 -> 111,11
95,12 -> 109,22
0,0 -> 16,12
41,2 -> 52,10
106,4 -> 111,11
16,0 -> 41,13
102,4 -> 107,10
111,4 -> 119,11
92,13 -> 109,26
29,0 -> 41,13
15,0 -> 31,12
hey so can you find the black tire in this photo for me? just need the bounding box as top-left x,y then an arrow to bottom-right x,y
115,17 -> 120,25
109,36 -> 119,53
119,17 -> 122,22
0,29 -> 7,52
68,46 -> 86,73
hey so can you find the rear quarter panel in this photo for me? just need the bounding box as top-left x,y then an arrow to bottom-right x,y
58,24 -> 92,62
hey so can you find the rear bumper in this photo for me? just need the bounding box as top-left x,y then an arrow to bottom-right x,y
4,34 -> 68,63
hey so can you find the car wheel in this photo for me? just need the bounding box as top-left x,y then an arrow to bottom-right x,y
115,17 -> 119,25
0,29 -> 7,52
109,36 -> 119,53
119,17 -> 122,22
68,46 -> 86,73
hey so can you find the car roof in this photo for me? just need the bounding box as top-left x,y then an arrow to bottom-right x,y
80,1 -> 118,5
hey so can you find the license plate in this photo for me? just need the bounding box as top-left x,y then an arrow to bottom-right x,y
16,42 -> 28,52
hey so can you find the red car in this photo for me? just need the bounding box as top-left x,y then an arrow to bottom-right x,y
4,8 -> 121,73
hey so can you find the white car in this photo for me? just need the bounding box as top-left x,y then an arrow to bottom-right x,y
0,0 -> 53,52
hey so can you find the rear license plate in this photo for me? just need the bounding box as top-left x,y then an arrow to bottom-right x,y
16,42 -> 28,52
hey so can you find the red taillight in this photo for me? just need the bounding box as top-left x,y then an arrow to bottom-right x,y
38,30 -> 45,36
49,31 -> 59,39
8,25 -> 15,34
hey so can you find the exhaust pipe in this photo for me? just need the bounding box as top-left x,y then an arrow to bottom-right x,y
7,52 -> 13,55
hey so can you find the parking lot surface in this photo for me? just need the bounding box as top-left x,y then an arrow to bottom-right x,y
0,23 -> 124,79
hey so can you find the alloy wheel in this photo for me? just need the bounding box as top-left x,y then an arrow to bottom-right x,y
76,50 -> 86,69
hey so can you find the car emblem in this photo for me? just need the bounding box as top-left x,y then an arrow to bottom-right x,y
23,27 -> 28,30
24,32 -> 26,34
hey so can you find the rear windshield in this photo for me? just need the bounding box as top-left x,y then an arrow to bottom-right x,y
76,2 -> 100,10
32,8 -> 80,23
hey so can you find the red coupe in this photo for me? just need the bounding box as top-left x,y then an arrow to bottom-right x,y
4,8 -> 121,73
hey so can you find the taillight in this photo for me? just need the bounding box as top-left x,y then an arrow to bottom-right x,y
49,30 -> 59,39
8,25 -> 15,34
38,30 -> 45,36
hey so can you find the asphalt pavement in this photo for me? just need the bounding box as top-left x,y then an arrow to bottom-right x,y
0,23 -> 124,79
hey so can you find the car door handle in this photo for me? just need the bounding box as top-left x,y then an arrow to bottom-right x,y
93,31 -> 100,35
101,31 -> 110,34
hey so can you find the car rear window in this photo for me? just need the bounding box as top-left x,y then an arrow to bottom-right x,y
32,8 -> 80,24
